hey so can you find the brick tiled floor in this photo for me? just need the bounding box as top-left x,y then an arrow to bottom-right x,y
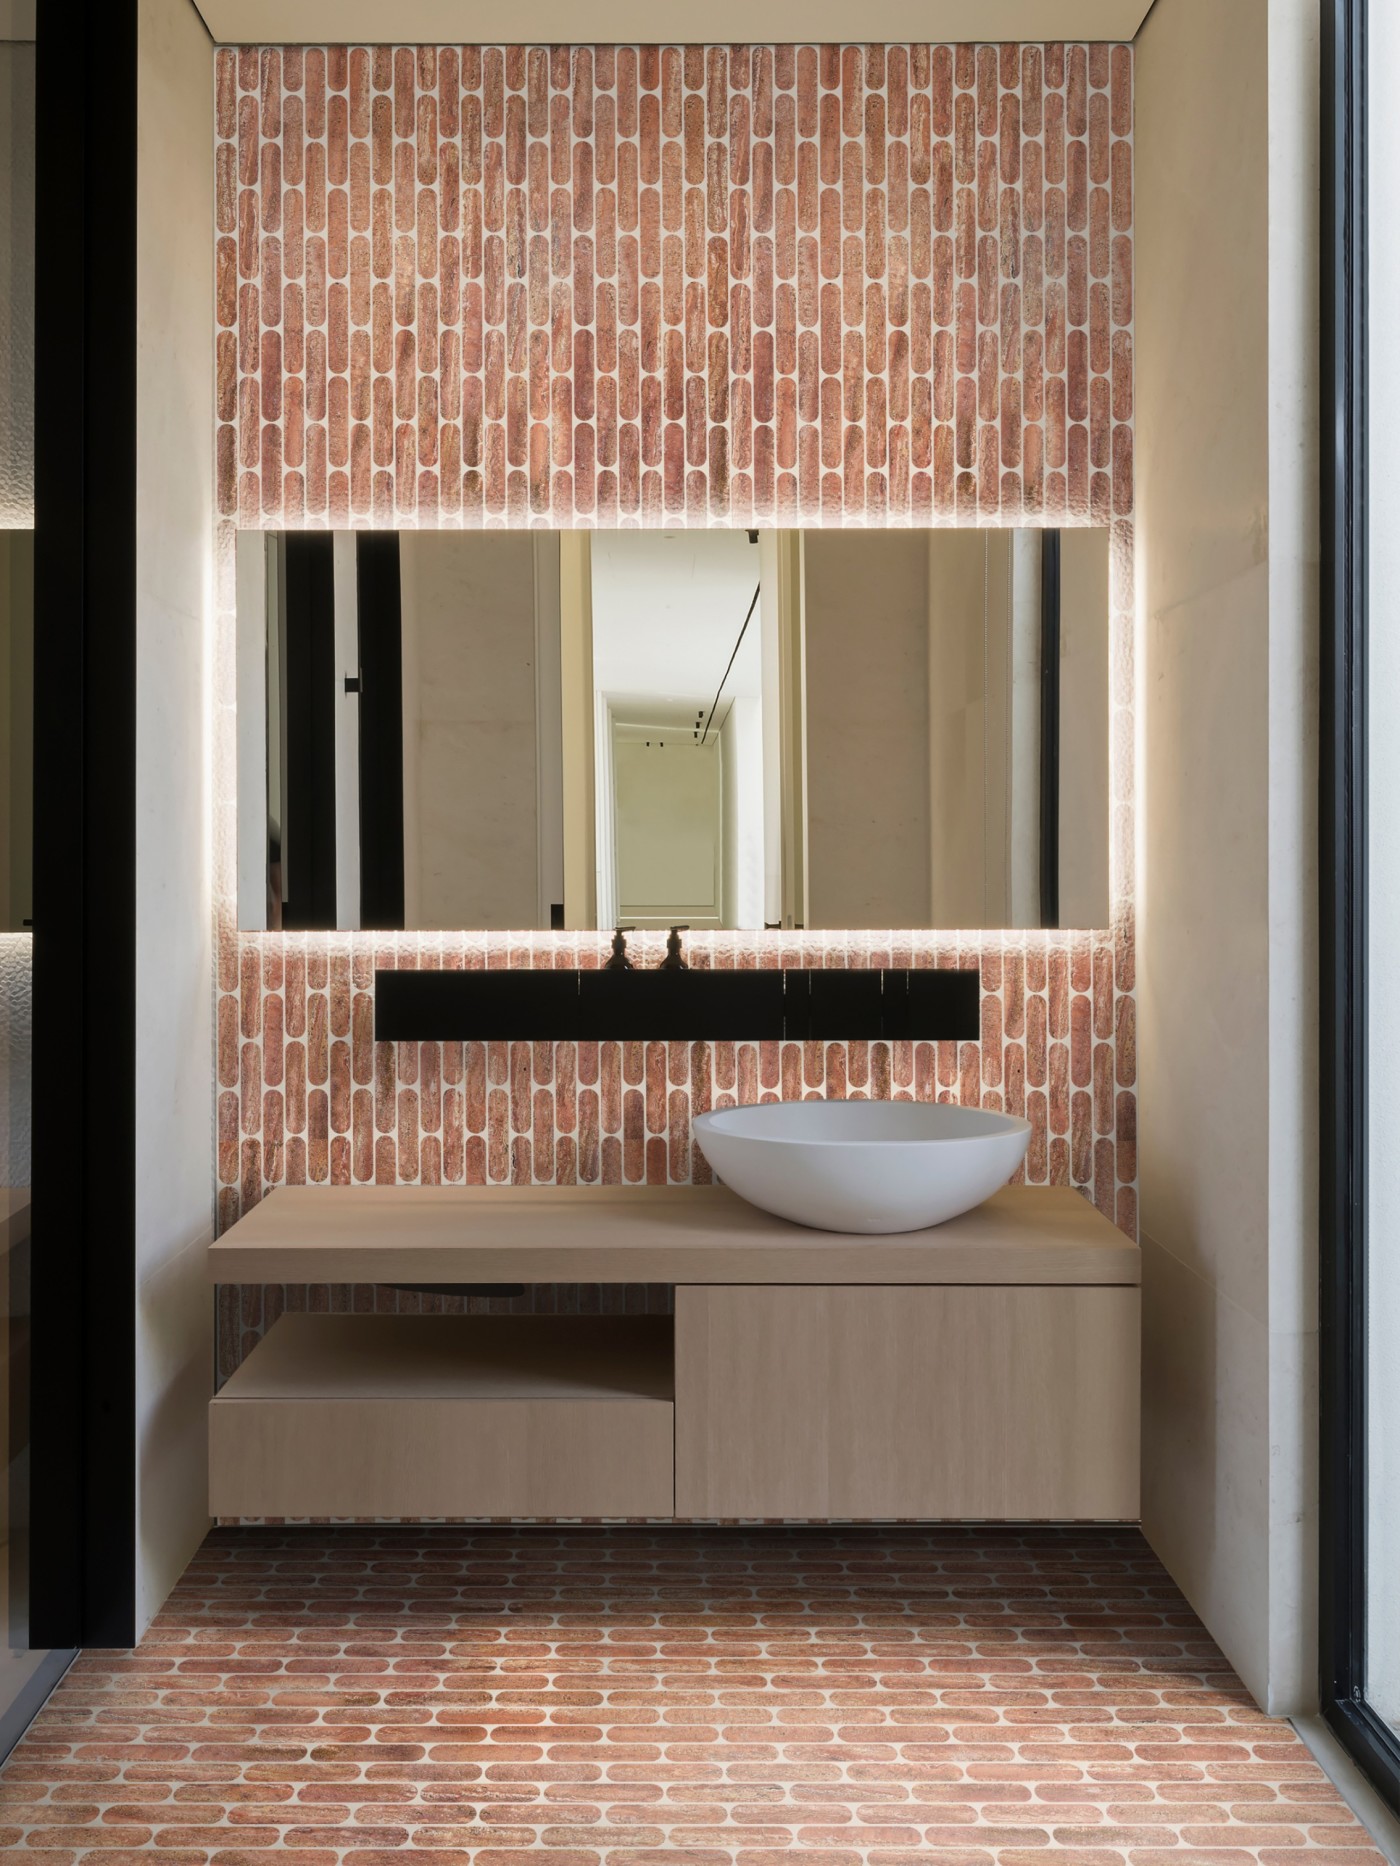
0,1527 -> 1383,1862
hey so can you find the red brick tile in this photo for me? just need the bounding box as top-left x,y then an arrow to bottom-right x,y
4,1530 -> 1376,1860
214,34 -> 1138,1329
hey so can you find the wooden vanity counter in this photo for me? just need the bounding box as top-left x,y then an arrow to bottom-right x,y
208,1181 -> 1139,1287
209,1183 -> 1141,1524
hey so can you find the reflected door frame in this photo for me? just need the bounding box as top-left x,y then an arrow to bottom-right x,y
578,527 -> 806,937
559,532 -> 596,932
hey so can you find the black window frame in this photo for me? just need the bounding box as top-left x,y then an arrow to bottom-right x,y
1320,0 -> 1400,1810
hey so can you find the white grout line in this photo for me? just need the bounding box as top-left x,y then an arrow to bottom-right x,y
1294,1714 -> 1400,1865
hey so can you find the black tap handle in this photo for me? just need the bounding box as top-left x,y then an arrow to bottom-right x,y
605,927 -> 635,971
660,926 -> 690,971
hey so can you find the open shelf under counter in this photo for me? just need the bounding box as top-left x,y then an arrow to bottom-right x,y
208,1181 -> 1141,1287
210,1313 -> 675,1521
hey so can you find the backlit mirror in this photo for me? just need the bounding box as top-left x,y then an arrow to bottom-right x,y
236,526 -> 1111,934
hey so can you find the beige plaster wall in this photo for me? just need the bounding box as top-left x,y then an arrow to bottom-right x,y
1135,0 -> 1319,1714
134,0 -> 215,1637
1056,530 -> 1112,929
400,532 -> 540,931
804,531 -> 931,930
926,530 -> 992,927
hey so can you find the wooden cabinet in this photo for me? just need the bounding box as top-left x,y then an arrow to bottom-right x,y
674,1284 -> 1140,1521
210,1314 -> 674,1520
208,1185 -> 1142,1525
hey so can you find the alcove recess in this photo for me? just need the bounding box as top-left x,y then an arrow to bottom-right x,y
372,965 -> 983,1042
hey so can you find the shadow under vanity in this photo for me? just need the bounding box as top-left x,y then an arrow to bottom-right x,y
215,520 -> 1136,1528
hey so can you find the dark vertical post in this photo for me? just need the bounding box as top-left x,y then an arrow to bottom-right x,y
281,533 -> 338,930
29,0 -> 138,1646
356,533 -> 405,930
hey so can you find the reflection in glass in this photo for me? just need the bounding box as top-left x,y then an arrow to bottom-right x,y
590,531 -> 764,931
237,525 -> 1112,936
0,532 -> 34,1709
0,14 -> 63,1746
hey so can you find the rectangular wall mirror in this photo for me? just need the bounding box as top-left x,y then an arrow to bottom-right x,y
236,526 -> 1111,935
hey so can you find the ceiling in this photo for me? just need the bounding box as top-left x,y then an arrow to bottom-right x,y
592,530 -> 763,716
192,1 -> 1154,44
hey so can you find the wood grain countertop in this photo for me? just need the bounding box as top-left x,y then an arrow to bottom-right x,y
208,1182 -> 1140,1287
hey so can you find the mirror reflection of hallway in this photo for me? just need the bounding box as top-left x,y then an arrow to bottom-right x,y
236,525 -> 1112,935
611,725 -> 724,930
590,530 -> 764,932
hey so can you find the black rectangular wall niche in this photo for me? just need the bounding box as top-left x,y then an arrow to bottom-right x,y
374,967 -> 982,1044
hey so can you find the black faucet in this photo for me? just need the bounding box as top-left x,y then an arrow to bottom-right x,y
604,928 -> 635,971
659,926 -> 689,971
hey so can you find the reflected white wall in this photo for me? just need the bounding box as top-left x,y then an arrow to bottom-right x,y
722,695 -> 765,931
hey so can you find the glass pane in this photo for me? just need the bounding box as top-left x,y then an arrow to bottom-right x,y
0,16 -> 52,1726
1367,0 -> 1400,1743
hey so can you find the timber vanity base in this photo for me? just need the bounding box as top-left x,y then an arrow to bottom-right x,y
210,1315 -> 674,1521
209,1183 -> 1141,1524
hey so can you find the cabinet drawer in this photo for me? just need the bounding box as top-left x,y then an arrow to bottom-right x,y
674,1284 -> 1139,1521
210,1313 -> 674,1520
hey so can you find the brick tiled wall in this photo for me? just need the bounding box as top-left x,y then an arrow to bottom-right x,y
217,42 -> 1132,527
213,41 -> 1136,1382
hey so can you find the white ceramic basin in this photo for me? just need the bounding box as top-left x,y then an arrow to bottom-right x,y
692,1099 -> 1032,1234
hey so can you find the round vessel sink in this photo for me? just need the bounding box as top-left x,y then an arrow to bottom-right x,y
692,1099 -> 1032,1235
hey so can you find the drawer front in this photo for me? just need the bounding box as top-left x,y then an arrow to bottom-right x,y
210,1396 -> 674,1519
675,1284 -> 1140,1521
